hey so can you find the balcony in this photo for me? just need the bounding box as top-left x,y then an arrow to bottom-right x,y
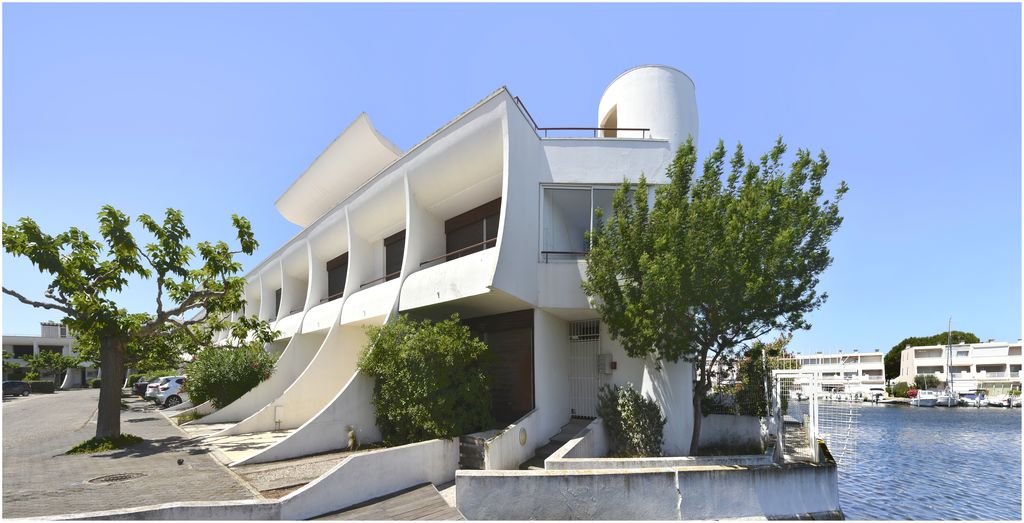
400,248 -> 499,312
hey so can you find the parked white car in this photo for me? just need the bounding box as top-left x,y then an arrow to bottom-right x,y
148,376 -> 188,408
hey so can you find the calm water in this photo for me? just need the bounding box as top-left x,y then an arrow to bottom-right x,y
833,403 -> 1021,520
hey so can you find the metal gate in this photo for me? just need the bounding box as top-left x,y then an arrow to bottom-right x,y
568,319 -> 601,418
770,369 -> 859,466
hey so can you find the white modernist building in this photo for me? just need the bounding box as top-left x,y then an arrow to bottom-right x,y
789,350 -> 886,396
896,340 -> 1023,394
2,321 -> 97,387
193,65 -> 700,466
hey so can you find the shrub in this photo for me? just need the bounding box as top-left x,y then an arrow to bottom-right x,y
597,384 -> 666,457
24,371 -> 39,381
357,314 -> 494,446
89,378 -> 102,389
66,433 -> 142,454
1010,389 -> 1021,397
27,381 -> 55,394
185,345 -> 276,409
891,382 -> 910,398
913,374 -> 940,390
907,388 -> 919,399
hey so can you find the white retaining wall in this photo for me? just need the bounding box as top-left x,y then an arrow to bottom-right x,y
280,438 -> 460,520
457,462 -> 840,520
697,413 -> 764,452
479,410 -> 540,470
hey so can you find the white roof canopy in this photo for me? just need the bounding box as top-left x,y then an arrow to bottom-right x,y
275,113 -> 402,227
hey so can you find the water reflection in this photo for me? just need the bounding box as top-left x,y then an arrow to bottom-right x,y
835,403 -> 1021,520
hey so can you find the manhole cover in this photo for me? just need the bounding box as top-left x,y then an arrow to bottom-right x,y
87,472 -> 146,484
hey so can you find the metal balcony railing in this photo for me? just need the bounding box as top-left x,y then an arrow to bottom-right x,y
420,238 -> 497,267
513,96 -> 651,140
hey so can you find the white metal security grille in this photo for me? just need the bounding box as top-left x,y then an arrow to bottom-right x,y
568,319 -> 601,418
771,369 -> 859,466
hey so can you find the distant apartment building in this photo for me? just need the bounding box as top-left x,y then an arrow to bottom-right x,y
896,340 -> 1022,394
790,350 -> 886,395
2,321 -> 96,387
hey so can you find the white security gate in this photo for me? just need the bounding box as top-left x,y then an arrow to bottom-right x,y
568,320 -> 601,418
771,369 -> 859,466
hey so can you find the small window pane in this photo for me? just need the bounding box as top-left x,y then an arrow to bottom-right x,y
542,188 -> 591,254
385,232 -> 405,280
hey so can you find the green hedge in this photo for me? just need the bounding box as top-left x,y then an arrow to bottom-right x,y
597,384 -> 666,457
28,381 -> 55,394
357,314 -> 494,446
89,378 -> 102,389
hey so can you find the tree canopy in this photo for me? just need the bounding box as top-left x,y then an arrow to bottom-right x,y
883,330 -> 980,381
3,206 -> 265,439
583,137 -> 846,453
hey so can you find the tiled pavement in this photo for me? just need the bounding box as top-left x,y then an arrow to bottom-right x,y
1,389 -> 258,518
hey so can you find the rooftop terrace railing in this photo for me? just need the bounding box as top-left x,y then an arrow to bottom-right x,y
513,96 -> 651,140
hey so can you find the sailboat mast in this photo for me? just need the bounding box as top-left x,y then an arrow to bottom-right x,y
946,317 -> 953,397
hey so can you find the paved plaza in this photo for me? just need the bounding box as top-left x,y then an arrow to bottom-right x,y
1,389 -> 258,518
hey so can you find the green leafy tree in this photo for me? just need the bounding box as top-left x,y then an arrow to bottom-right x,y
23,351 -> 80,386
884,330 -> 980,381
357,314 -> 494,446
2,351 -> 21,375
3,206 -> 262,439
185,317 -> 279,408
913,374 -> 941,390
734,334 -> 793,417
583,137 -> 846,453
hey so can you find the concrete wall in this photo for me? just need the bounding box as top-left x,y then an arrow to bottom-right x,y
457,462 -> 840,520
697,414 -> 764,452
641,358 -> 695,456
532,309 -> 572,448
200,331 -> 324,425
545,418 -> 772,470
480,410 -> 540,470
280,439 -> 459,520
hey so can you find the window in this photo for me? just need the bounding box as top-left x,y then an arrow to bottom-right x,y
541,186 -> 642,260
542,187 -> 591,256
59,325 -> 68,337
444,199 -> 501,261
384,230 -> 405,281
956,350 -> 969,358
326,253 -> 348,301
12,345 -> 33,358
273,288 -> 281,319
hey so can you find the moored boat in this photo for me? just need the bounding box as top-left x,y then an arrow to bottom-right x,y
910,390 -> 939,407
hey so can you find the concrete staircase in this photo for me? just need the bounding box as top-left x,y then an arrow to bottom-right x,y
518,418 -> 592,470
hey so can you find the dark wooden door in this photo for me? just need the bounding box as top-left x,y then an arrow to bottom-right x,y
463,309 -> 534,425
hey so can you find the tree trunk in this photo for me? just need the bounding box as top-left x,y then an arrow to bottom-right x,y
689,381 -> 704,455
96,336 -> 126,439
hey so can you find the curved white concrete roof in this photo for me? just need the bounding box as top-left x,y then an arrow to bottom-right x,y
276,113 -> 402,227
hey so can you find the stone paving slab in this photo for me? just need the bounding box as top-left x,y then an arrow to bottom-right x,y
1,389 -> 258,518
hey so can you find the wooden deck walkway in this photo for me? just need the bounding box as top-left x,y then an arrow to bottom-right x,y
313,483 -> 464,520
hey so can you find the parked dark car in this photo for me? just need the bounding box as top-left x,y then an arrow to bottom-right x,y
133,377 -> 158,398
3,381 -> 32,397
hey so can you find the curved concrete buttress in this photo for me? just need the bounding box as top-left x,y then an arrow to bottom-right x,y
198,331 -> 325,425
213,318 -> 366,437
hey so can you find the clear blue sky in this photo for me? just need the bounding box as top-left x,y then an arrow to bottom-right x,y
3,3 -> 1020,354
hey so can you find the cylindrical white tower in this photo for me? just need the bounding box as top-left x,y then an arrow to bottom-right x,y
597,65 -> 698,152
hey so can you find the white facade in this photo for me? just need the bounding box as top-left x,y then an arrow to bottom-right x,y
202,65 -> 701,464
897,340 -> 1023,393
790,350 -> 885,395
2,321 -> 96,387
